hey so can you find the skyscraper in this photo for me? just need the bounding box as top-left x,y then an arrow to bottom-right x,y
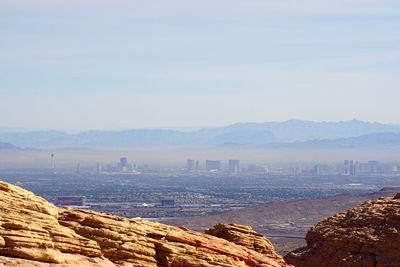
228,160 -> 240,173
344,160 -> 350,175
119,157 -> 129,172
187,159 -> 195,171
50,153 -> 55,169
120,157 -> 128,167
349,160 -> 356,176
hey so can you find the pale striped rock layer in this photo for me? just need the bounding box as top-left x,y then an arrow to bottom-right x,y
0,181 -> 291,267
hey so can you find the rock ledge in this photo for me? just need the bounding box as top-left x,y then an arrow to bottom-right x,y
0,181 -> 291,267
286,195 -> 400,267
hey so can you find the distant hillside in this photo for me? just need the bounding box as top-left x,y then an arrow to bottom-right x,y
1,120 -> 400,149
163,187 -> 400,235
223,132 -> 400,149
286,132 -> 400,149
0,142 -> 18,150
222,119 -> 400,142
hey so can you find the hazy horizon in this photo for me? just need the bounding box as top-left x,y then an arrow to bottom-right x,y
1,118 -> 400,133
2,147 -> 400,169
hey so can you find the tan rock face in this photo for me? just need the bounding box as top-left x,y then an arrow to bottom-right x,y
285,195 -> 400,267
0,255 -> 117,267
0,181 -> 290,267
59,208 -> 292,267
205,224 -> 285,264
0,181 -> 102,264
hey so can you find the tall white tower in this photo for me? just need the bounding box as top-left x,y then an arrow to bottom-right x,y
51,154 -> 55,169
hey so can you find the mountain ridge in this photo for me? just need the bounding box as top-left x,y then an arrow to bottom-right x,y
1,120 -> 400,149
0,142 -> 19,150
222,132 -> 400,149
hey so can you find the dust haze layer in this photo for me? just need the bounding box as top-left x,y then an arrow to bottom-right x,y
1,147 -> 400,169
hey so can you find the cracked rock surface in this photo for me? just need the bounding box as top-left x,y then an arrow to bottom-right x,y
0,181 -> 291,267
205,223 -> 285,265
285,195 -> 400,267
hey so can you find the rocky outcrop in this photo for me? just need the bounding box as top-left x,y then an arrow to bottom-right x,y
0,255 -> 116,267
205,224 -> 285,264
0,181 -> 103,264
286,195 -> 400,267
0,181 -> 291,267
58,208 -> 294,267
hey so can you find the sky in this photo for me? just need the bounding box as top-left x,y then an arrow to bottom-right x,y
1,0 -> 399,130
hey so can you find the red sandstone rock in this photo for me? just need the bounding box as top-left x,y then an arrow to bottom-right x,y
0,181 -> 291,267
205,223 -> 285,264
286,195 -> 400,267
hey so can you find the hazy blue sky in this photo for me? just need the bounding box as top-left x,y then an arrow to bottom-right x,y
1,0 -> 399,129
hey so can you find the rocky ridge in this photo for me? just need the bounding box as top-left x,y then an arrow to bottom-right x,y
0,181 -> 291,267
286,195 -> 400,267
2,179 -> 400,267
205,224 -> 285,264
0,181 -> 103,265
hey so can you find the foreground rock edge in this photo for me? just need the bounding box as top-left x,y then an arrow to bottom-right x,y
285,195 -> 400,267
0,181 -> 291,267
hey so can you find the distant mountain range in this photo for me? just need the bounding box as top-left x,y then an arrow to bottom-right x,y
287,132 -> 400,149
223,132 -> 400,149
0,142 -> 19,150
1,120 -> 400,149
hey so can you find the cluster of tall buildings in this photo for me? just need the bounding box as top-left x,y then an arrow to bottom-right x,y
104,157 -> 138,173
311,160 -> 398,176
187,159 -> 241,173
346,160 -> 396,175
86,157 -> 399,176
228,160 -> 240,172
343,160 -> 357,175
187,159 -> 200,171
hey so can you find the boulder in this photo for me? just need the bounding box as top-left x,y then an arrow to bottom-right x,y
286,195 -> 400,267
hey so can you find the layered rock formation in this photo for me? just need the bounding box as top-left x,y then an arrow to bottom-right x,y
205,224 -> 285,264
0,181 -> 106,265
0,181 -> 291,267
286,195 -> 400,267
